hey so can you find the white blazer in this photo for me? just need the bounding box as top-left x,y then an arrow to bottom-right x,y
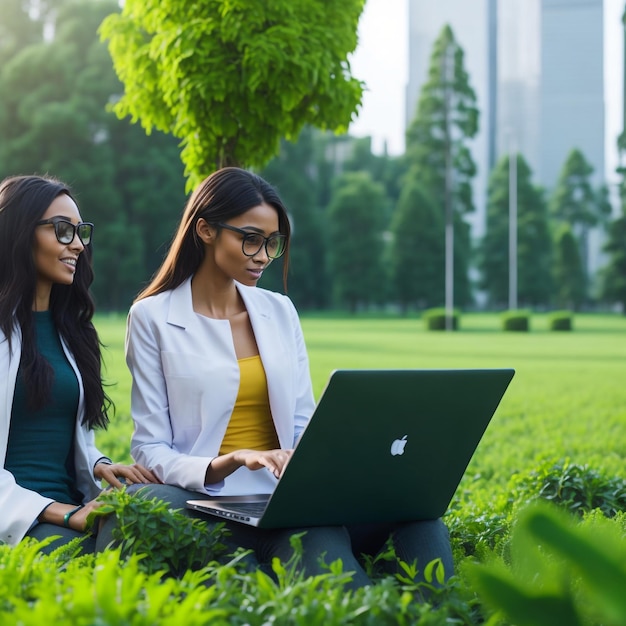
0,326 -> 106,546
125,277 -> 316,496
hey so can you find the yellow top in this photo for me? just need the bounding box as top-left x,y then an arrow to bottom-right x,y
219,355 -> 279,455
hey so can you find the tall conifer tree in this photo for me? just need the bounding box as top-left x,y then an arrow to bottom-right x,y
480,154 -> 553,308
553,224 -> 586,310
404,24 -> 479,308
550,148 -> 612,300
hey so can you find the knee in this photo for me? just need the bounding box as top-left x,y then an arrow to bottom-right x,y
423,518 -> 451,541
392,518 -> 454,569
269,525 -> 353,562
303,525 -> 351,542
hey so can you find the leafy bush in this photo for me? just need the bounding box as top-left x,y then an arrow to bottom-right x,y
467,501 -> 626,626
0,543 -> 232,626
0,536 -> 481,626
446,509 -> 510,560
501,309 -> 531,331
548,310 -> 573,331
93,487 -> 229,577
507,459 -> 626,518
446,457 -> 626,567
423,308 -> 460,331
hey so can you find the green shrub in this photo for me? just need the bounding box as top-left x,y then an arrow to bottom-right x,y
423,308 -> 460,331
446,458 -> 626,566
507,459 -> 626,518
0,537 -> 478,626
548,310 -> 573,331
501,309 -> 530,331
0,544 -> 229,626
93,487 -> 229,577
501,309 -> 531,331
446,509 -> 510,560
467,501 -> 626,626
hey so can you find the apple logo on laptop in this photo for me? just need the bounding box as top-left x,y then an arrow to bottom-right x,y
390,435 -> 408,456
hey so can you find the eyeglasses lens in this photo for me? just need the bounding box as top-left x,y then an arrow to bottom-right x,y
76,223 -> 93,245
266,236 -> 286,259
242,234 -> 285,259
55,221 -> 93,245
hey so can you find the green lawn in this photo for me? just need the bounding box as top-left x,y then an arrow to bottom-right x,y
94,312 -> 626,499
3,312 -> 623,626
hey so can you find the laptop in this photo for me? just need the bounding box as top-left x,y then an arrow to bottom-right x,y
187,368 -> 515,528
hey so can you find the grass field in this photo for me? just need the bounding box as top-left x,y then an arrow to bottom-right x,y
2,312 -> 623,626
94,312 -> 626,504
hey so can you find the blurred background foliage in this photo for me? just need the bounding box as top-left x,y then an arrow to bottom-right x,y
1,0 -> 625,314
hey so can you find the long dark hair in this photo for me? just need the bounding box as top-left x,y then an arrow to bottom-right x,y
136,167 -> 291,301
0,175 -> 111,429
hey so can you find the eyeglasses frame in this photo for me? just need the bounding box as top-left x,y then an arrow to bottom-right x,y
216,222 -> 287,259
36,217 -> 94,246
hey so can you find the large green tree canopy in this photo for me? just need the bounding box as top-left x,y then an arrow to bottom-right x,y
0,0 -> 186,311
100,0 -> 365,188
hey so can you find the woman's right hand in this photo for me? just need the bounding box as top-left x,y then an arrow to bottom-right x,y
235,448 -> 294,478
205,448 -> 294,483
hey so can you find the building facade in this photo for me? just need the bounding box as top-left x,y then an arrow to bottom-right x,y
406,0 -> 606,227
539,0 -> 605,188
406,0 -> 495,237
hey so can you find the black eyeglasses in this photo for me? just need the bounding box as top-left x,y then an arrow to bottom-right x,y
36,218 -> 94,245
216,223 -> 287,259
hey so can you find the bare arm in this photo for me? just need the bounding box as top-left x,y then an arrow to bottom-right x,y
36,462 -> 160,532
37,499 -> 102,532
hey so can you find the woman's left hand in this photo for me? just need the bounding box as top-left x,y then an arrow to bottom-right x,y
94,462 -> 161,488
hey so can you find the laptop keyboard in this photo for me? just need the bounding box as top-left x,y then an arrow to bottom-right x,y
223,501 -> 268,516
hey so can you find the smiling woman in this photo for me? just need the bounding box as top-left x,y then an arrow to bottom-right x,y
0,174 -> 158,554
32,194 -> 89,309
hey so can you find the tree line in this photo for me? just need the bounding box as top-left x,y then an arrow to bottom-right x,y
1,0 -> 625,313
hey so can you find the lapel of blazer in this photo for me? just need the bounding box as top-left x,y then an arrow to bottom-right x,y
166,277 -> 196,330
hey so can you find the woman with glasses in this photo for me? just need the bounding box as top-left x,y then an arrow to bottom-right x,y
125,167 -> 453,589
0,174 -> 158,553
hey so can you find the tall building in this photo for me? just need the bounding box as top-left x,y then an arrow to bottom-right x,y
495,0 -> 541,178
539,0 -> 605,188
405,0 -> 496,237
406,0 -> 606,231
497,0 -> 605,272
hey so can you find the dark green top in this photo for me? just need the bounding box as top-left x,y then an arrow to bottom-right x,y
5,310 -> 83,505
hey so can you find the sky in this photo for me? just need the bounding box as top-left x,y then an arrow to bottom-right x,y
348,0 -> 624,183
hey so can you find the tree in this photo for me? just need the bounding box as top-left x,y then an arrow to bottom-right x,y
600,138 -> 626,313
480,154 -> 553,308
97,123 -> 185,309
100,0 -> 365,189
404,24 -> 479,309
343,136 -> 408,211
388,179 -> 444,311
549,148 -> 613,297
0,0 -> 42,66
553,224 -> 585,310
600,208 -> 626,313
260,127 -> 330,309
327,172 -> 387,311
0,0 -> 186,311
